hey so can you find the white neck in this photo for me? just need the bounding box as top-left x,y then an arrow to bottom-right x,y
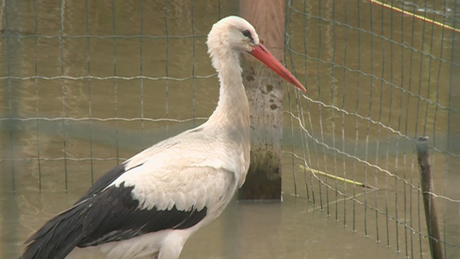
208,50 -> 249,129
206,49 -> 251,186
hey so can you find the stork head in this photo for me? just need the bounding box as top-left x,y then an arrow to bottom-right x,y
207,16 -> 306,93
207,16 -> 259,53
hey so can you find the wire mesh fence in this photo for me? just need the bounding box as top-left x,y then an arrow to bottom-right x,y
1,0 -> 231,193
1,0 -> 459,258
284,0 -> 460,258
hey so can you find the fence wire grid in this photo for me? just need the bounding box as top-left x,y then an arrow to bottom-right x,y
285,0 -> 460,258
1,0 -> 459,258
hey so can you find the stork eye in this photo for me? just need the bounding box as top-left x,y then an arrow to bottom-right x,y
242,30 -> 251,38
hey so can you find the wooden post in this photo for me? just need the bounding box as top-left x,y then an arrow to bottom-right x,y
416,137 -> 443,259
238,0 -> 286,200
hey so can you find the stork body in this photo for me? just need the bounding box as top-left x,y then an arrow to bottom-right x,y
21,16 -> 305,259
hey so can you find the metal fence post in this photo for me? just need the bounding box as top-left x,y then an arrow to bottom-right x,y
416,137 -> 443,259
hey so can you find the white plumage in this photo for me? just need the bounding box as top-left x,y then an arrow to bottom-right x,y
21,16 -> 305,259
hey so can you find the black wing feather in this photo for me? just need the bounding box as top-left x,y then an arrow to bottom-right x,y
75,163 -> 143,204
21,205 -> 86,259
21,182 -> 207,259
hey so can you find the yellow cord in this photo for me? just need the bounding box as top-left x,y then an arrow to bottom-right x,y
369,0 -> 460,33
299,165 -> 376,189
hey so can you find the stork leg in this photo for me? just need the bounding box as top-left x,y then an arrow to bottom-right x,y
157,230 -> 190,259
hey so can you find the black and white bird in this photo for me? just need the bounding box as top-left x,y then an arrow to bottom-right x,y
21,16 -> 306,259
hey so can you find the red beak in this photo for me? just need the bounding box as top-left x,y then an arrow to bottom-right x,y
249,44 -> 306,93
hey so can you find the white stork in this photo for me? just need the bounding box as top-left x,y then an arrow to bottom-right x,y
21,16 -> 306,259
